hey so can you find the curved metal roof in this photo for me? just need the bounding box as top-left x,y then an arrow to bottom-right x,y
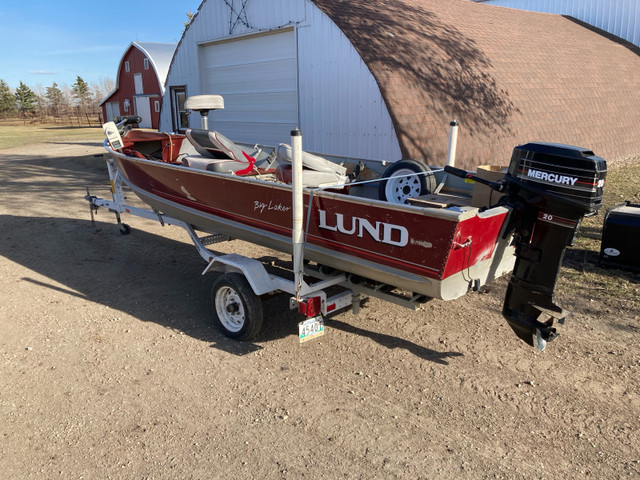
312,0 -> 640,165
132,42 -> 176,92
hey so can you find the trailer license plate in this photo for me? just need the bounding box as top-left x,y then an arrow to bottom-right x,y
299,316 -> 324,343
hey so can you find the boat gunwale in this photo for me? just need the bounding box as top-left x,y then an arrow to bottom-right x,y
105,142 -> 509,223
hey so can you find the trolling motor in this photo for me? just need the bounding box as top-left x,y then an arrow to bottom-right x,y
446,142 -> 607,350
113,115 -> 143,136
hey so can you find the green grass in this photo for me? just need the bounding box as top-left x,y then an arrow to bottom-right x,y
0,125 -> 103,150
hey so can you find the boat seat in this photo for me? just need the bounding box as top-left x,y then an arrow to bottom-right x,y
184,94 -> 224,112
274,164 -> 347,188
275,143 -> 349,188
276,143 -> 347,176
185,129 -> 256,174
182,155 -> 247,173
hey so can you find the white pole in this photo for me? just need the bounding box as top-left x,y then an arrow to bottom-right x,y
446,119 -> 459,167
291,128 -> 304,298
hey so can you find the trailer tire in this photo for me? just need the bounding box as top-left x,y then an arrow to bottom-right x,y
378,159 -> 435,204
211,272 -> 263,341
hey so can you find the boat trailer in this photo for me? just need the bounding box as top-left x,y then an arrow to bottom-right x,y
86,129 -> 436,344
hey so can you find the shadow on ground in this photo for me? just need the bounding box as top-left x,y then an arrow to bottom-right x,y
0,212 -> 461,363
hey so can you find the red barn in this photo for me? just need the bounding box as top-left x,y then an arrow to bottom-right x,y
100,42 -> 175,129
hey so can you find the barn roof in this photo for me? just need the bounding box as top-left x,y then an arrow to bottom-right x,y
311,0 -> 640,167
133,42 -> 176,92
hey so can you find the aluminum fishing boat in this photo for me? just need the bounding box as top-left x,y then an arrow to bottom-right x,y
90,95 -> 606,349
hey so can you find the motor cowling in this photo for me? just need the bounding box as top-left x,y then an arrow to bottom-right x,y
501,142 -> 607,349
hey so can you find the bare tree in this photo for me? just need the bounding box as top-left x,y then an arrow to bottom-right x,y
98,76 -> 115,99
91,77 -> 115,110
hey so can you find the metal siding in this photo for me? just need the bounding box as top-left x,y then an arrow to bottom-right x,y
483,0 -> 640,47
633,1 -> 640,45
160,0 -> 402,161
297,2 -> 402,160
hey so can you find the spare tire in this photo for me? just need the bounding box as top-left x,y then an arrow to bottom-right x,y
378,159 -> 436,204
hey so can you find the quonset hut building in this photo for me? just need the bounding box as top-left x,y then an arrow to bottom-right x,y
159,0 -> 640,170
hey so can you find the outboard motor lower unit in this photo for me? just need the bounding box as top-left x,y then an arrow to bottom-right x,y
501,143 -> 607,349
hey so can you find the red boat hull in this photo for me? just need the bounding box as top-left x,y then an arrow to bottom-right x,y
111,151 -> 515,300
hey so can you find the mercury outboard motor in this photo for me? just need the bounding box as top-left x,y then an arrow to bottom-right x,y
446,142 -> 607,350
501,143 -> 606,349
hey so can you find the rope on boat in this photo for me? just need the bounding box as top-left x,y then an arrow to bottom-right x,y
304,190 -> 315,246
310,167 -> 445,192
163,132 -> 173,162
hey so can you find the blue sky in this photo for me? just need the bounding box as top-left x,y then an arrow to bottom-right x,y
0,0 -> 201,91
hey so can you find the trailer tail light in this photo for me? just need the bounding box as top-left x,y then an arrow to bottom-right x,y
298,296 -> 322,317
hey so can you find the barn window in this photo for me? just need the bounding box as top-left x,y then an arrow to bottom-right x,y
144,58 -> 149,70
124,61 -> 130,73
154,100 -> 160,112
170,86 -> 188,133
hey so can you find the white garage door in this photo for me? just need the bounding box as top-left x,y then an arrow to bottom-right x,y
199,29 -> 298,146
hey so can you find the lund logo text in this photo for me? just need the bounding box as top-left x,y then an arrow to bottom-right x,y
317,210 -> 408,247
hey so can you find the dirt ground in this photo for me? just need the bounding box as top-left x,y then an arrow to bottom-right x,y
1,139 -> 638,479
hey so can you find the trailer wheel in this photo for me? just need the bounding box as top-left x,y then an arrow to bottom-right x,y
211,272 -> 263,340
379,159 -> 435,204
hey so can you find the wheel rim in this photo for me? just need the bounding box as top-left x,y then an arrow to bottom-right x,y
384,168 -> 423,204
215,286 -> 245,333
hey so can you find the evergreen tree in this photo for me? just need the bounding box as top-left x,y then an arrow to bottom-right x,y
46,82 -> 65,115
14,81 -> 38,116
0,79 -> 16,117
72,76 -> 91,112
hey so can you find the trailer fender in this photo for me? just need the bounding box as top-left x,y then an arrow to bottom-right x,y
201,253 -> 291,296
